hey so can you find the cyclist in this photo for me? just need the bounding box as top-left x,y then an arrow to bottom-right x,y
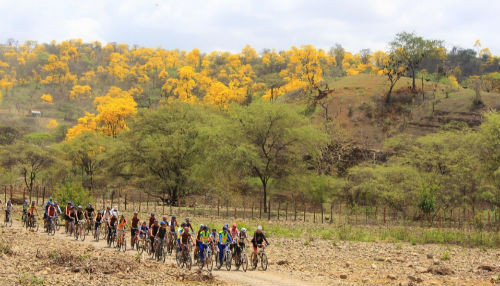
117,215 -> 128,247
177,222 -> 187,251
209,228 -> 218,253
148,212 -> 156,228
131,211 -> 140,248
75,206 -> 85,235
218,226 -> 233,265
162,216 -> 169,227
22,199 -> 29,223
27,201 -> 38,225
46,202 -> 57,230
64,201 -> 73,231
68,206 -> 77,233
251,225 -> 269,256
94,211 -> 103,238
84,203 -> 95,232
194,224 -> 204,257
139,221 -> 149,240
43,196 -> 53,221
53,201 -> 62,216
198,225 -> 211,263
235,227 -> 250,259
185,217 -> 194,232
180,226 -> 194,259
169,216 -> 178,234
112,206 -> 119,217
148,220 -> 159,253
4,200 -> 14,223
155,221 -> 167,252
229,223 -> 239,252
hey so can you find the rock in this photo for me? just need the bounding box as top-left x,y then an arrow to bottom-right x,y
427,265 -> 453,275
433,259 -> 440,265
408,275 -> 417,281
374,257 -> 385,261
72,267 -> 81,273
387,274 -> 397,280
426,253 -> 433,259
277,260 -> 289,266
416,277 -> 423,283
339,274 -> 348,279
371,263 -> 377,270
478,265 -> 499,272
345,261 -> 350,268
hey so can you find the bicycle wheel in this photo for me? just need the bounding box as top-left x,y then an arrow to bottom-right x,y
162,245 -> 166,263
34,221 -> 39,232
250,252 -> 258,270
95,227 -> 100,242
80,228 -> 86,241
260,253 -> 268,271
186,254 -> 192,270
84,223 -> 90,236
234,253 -> 241,271
176,250 -> 182,267
8,216 -> 12,227
225,250 -> 232,271
242,253 -> 248,272
207,250 -> 213,272
55,218 -> 60,231
122,237 -> 127,252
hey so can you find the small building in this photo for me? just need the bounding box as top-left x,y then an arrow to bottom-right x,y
31,109 -> 42,117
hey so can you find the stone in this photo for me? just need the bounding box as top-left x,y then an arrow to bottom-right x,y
387,274 -> 397,280
345,262 -> 351,268
433,259 -> 440,265
426,253 -> 433,259
427,265 -> 453,275
374,257 -> 385,261
277,260 -> 289,266
339,274 -> 348,279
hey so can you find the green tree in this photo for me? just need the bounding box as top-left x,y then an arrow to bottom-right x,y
390,32 -> 443,91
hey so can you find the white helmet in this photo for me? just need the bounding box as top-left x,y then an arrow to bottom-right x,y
257,225 -> 262,231
241,228 -> 246,233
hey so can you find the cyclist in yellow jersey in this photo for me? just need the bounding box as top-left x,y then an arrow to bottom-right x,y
198,225 -> 211,263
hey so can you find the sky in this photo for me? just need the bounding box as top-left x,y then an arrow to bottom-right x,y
1,0 -> 499,54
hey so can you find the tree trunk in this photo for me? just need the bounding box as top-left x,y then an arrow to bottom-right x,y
263,182 -> 268,213
411,67 -> 416,91
386,84 -> 394,103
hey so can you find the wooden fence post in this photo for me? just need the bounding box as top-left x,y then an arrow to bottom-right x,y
42,186 -> 46,206
383,207 -> 386,224
124,194 -> 128,211
277,200 -> 280,221
251,201 -> 254,219
217,199 -> 220,218
36,185 -> 39,206
438,209 -> 442,228
9,185 -> 13,201
139,193 -> 142,212
313,205 -> 316,223
488,211 -> 491,232
268,200 -> 271,220
303,203 -> 306,222
330,204 -> 333,224
259,200 -> 262,219
321,204 -> 324,223
294,202 -> 297,221
285,203 -> 288,221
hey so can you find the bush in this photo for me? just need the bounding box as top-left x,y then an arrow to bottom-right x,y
54,182 -> 93,208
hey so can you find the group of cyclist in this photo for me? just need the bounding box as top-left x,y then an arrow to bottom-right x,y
5,200 -> 270,268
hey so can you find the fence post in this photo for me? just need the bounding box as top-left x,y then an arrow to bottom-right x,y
259,200 -> 262,219
268,200 -> 271,220
303,203 -> 306,222
243,202 -> 245,220
251,201 -> 254,219
36,185 -> 39,206
383,207 -> 386,224
277,200 -> 280,221
42,186 -> 46,205
139,193 -> 142,212
125,194 -> 128,211
217,199 -> 220,218
438,209 -> 442,228
294,202 -> 297,221
285,203 -> 288,221
488,211 -> 491,232
330,204 -> 333,224
313,205 -> 316,223
9,185 -> 13,201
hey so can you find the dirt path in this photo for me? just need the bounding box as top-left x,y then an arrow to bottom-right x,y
11,221 -> 324,286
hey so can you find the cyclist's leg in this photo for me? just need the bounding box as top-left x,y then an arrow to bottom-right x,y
218,243 -> 224,263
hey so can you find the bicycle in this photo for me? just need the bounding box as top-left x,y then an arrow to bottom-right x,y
137,233 -> 147,255
85,217 -> 94,236
107,225 -> 117,247
47,216 -> 56,236
250,244 -> 268,271
176,244 -> 192,269
116,229 -> 127,252
233,243 -> 248,272
26,215 -> 39,232
74,220 -> 86,241
167,231 -> 176,255
54,216 -> 60,231
131,227 -> 139,250
94,222 -> 102,242
216,243 -> 232,270
197,244 -> 213,272
21,212 -> 28,227
4,210 -> 13,227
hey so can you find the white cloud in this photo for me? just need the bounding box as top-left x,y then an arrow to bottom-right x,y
0,0 -> 498,54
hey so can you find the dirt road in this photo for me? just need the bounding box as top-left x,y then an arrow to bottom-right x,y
8,220 -> 325,286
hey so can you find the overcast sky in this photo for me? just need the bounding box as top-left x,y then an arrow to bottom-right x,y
1,0 -> 499,54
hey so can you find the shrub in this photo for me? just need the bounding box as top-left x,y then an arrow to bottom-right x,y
54,182 -> 93,207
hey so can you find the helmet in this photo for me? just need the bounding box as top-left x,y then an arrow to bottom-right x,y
154,220 -> 158,223
32,201 -> 36,204
232,223 -> 237,228
113,206 -> 118,210
88,203 -> 91,207
151,212 -> 155,216
78,205 -> 82,209
241,228 -> 246,233
163,216 -> 167,221
200,224 -> 204,229
68,201 -> 72,204
204,225 -> 209,231
160,221 -> 166,226
185,217 -> 190,222
24,199 -> 28,203
224,223 -> 229,228
70,206 -> 74,209
134,211 -> 138,215
49,197 -> 53,201
171,216 -> 176,220
106,206 -> 111,210
212,228 -> 217,232
257,225 -> 262,231
121,214 -> 125,218
223,226 -> 228,231
142,221 -> 147,225
181,222 -> 186,227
